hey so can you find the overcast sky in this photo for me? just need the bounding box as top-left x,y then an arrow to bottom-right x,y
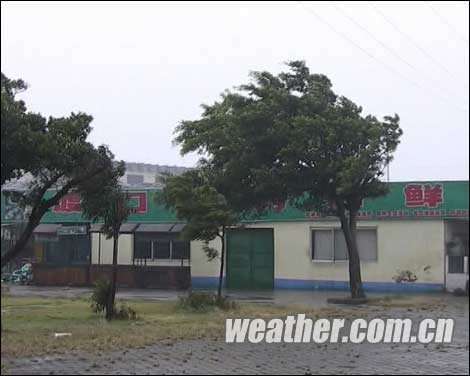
2,1 -> 469,181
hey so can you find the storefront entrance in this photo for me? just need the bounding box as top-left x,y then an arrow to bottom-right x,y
445,219 -> 469,293
226,228 -> 274,289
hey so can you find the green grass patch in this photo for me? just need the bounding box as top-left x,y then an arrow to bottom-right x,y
0,293 -> 442,358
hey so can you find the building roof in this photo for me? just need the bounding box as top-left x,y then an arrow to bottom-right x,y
1,162 -> 191,192
123,162 -> 190,175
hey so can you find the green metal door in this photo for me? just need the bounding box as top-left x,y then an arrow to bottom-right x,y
226,228 -> 274,289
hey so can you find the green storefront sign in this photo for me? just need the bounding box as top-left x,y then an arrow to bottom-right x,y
1,181 -> 468,224
252,180 -> 469,222
56,225 -> 88,236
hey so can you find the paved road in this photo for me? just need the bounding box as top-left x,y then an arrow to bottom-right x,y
3,284 -> 460,307
4,338 -> 469,375
2,288 -> 469,375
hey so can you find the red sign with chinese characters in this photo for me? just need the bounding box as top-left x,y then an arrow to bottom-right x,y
128,192 -> 147,214
404,184 -> 444,208
52,192 -> 148,215
8,182 -> 463,223
270,200 -> 286,213
53,193 -> 81,214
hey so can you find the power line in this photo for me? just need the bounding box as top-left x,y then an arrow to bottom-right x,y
297,2 -> 417,84
296,1 -> 468,113
331,1 -> 460,99
367,1 -> 462,81
426,1 -> 469,46
331,1 -> 418,72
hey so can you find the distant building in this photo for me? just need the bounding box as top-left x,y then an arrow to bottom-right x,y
1,162 -> 191,192
1,176 -> 468,293
120,162 -> 190,188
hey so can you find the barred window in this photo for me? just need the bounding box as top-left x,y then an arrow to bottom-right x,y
153,240 -> 171,259
134,234 -> 190,260
172,240 -> 190,260
134,239 -> 152,259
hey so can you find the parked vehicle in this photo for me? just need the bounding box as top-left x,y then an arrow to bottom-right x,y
7,263 -> 33,284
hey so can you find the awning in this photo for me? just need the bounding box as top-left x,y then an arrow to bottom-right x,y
170,223 -> 186,233
120,223 -> 139,233
89,223 -> 104,232
90,223 -> 139,233
33,224 -> 62,235
135,223 -> 174,233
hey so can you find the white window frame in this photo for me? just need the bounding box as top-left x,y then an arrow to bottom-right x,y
353,227 -> 378,263
311,228 -> 336,263
311,226 -> 378,263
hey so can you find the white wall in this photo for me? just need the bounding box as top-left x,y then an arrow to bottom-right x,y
190,238 -> 224,278
190,220 -> 446,285
140,259 -> 190,267
90,219 -> 447,286
91,232 -> 100,264
91,233 -> 134,265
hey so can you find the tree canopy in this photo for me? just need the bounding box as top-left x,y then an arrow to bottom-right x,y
80,162 -> 129,239
1,73 -> 45,185
161,170 -> 238,244
1,73 -> 123,266
175,61 -> 401,214
160,169 -> 238,298
173,61 -> 402,298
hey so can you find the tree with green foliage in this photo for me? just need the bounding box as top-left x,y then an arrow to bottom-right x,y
1,73 -> 121,267
81,175 -> 129,319
1,73 -> 43,185
173,61 -> 402,299
160,170 -> 238,299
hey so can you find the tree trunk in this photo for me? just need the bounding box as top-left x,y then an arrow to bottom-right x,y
217,231 -> 225,300
1,216 -> 40,267
106,233 -> 119,320
338,209 -> 366,299
1,167 -> 108,268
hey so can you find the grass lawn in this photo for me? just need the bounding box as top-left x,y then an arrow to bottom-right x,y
1,293 -> 444,358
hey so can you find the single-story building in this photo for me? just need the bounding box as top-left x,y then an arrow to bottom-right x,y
1,181 -> 468,293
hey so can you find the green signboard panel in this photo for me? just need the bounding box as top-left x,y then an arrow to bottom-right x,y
251,180 -> 469,222
56,225 -> 87,236
1,181 -> 468,224
1,190 -> 178,224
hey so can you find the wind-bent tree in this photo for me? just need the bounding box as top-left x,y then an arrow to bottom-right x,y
81,171 -> 129,319
174,61 -> 402,299
160,170 -> 238,299
1,73 -> 43,185
1,73 -> 120,267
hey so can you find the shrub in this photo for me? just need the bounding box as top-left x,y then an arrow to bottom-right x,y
178,292 -> 236,312
90,279 -> 137,320
393,270 -> 418,283
114,303 -> 138,320
90,279 -> 111,314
